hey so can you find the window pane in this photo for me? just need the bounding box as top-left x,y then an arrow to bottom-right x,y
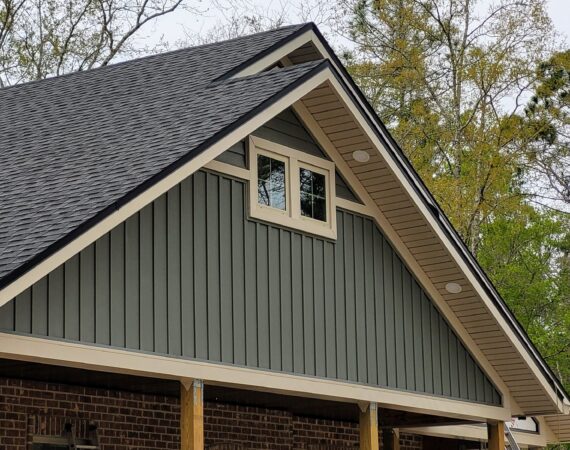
258,179 -> 270,206
313,196 -> 326,221
270,183 -> 286,209
258,154 -> 286,210
300,192 -> 312,217
312,172 -> 326,197
258,155 -> 272,181
299,168 -> 312,195
299,167 -> 327,222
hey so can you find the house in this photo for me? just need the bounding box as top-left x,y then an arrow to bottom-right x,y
0,22 -> 569,449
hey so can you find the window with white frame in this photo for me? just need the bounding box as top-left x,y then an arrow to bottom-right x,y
249,136 -> 336,239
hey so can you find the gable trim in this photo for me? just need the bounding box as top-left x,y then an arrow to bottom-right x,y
224,26 -> 318,80
0,57 -> 565,415
0,332 -> 511,422
228,23 -> 570,409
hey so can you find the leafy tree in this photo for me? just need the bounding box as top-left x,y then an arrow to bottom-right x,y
478,208 -> 570,388
0,0 -> 194,86
523,50 -> 570,210
340,0 -> 557,255
340,0 -> 570,398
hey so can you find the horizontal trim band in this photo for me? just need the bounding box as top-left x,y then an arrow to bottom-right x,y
0,332 -> 511,422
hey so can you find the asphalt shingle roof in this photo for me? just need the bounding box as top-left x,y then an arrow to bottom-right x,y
0,24 -> 323,285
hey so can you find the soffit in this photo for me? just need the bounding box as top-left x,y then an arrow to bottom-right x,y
544,415 -> 570,443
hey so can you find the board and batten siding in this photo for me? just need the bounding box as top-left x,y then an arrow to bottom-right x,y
0,170 -> 500,405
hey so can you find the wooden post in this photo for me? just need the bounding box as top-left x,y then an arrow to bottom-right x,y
360,402 -> 379,450
180,379 -> 204,450
382,428 -> 399,450
487,421 -> 505,450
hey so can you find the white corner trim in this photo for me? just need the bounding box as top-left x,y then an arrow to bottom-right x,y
0,332 -> 511,422
0,68 -> 330,308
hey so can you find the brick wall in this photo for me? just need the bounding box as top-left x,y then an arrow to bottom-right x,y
400,432 -> 423,450
0,377 -> 422,449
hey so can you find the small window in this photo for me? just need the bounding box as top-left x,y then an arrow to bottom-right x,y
299,167 -> 326,222
257,154 -> 286,210
249,136 -> 336,239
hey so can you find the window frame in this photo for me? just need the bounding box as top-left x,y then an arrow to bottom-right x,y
248,136 -> 336,239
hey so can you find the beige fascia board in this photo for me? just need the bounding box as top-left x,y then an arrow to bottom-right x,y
232,30 -> 318,78
292,100 -> 519,414
0,68 -> 331,308
0,332 -> 511,422
314,74 -> 565,414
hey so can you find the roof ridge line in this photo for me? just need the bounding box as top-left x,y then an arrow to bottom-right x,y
0,23 -> 309,93
207,58 -> 326,88
211,22 -> 316,83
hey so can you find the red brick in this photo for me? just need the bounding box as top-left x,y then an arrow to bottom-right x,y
0,376 -> 426,449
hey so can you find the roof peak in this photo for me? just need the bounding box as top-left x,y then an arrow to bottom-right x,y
0,23 -> 313,93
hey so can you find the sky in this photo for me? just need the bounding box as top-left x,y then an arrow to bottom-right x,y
142,0 -> 570,50
547,0 -> 570,42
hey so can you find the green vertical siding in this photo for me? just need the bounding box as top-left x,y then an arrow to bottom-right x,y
0,170 -> 501,406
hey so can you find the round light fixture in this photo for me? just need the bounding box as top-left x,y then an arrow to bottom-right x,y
445,282 -> 462,294
352,150 -> 370,163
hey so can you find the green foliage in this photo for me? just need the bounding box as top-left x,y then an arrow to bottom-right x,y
342,0 -> 570,400
0,0 -> 189,86
523,49 -> 570,206
478,208 -> 570,385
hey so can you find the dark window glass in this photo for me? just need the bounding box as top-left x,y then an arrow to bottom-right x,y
257,154 -> 286,210
299,168 -> 327,222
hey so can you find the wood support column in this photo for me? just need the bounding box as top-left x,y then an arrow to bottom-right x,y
382,428 -> 400,450
360,402 -> 380,450
487,421 -> 505,450
180,379 -> 204,450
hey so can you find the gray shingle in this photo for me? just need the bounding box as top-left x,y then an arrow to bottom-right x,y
0,24 -> 323,285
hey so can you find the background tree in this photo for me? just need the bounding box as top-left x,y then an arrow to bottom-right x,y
523,49 -> 570,210
339,0 -> 557,255
338,0 -> 570,397
0,0 -> 196,86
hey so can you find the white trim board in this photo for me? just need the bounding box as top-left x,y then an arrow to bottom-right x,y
0,332 -> 511,422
